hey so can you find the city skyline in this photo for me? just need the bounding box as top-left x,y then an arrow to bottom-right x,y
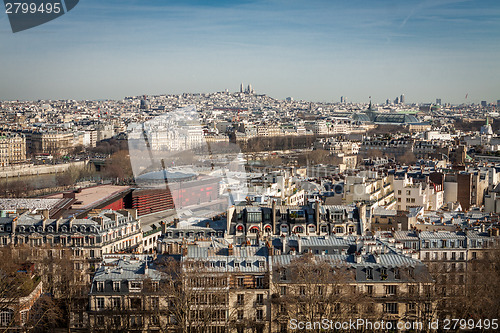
0,0 -> 499,103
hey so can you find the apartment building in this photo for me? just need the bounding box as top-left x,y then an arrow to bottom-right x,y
0,208 -> 143,294
0,132 -> 26,166
31,131 -> 74,156
226,202 -> 364,245
271,252 -> 434,332
87,255 -> 168,332
393,174 -> 444,211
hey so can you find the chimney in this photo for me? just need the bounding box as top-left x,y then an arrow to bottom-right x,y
173,218 -> 179,228
315,201 -> 320,231
282,236 -> 288,253
355,253 -> 362,263
266,241 -> 273,256
40,209 -> 50,220
272,200 -> 277,235
228,244 -> 234,256
161,221 -> 167,235
297,237 -> 302,253
69,216 -> 75,229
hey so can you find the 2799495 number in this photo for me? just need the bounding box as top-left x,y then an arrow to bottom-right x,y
5,2 -> 61,14
442,319 -> 498,330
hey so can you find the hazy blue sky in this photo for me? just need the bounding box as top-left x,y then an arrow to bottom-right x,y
0,0 -> 499,104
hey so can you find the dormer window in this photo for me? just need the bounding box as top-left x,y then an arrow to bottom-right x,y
29,226 -> 35,232
234,261 -> 240,268
394,268 -> 401,280
96,282 -> 104,292
80,226 -> 86,232
61,226 -> 67,232
366,268 -> 373,280
380,268 -> 388,281
37,226 -> 43,233
129,281 -> 142,290
246,262 -> 252,268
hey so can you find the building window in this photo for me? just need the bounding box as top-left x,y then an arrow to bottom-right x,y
366,285 -> 373,295
130,281 -> 142,290
366,268 -> 373,280
299,286 -> 306,295
237,277 -> 244,287
130,298 -> 142,310
256,309 -> 264,320
384,303 -> 398,314
280,286 -> 287,296
96,298 -> 105,310
380,268 -> 387,280
96,316 -> 104,326
394,268 -> 401,280
113,282 -> 120,292
256,294 -> 264,305
385,285 -> 397,295
0,310 -> 14,327
96,282 -> 104,292
237,294 -> 244,305
256,276 -> 264,288
407,303 -> 416,314
112,298 -> 121,309
237,310 -> 244,320
151,297 -> 159,310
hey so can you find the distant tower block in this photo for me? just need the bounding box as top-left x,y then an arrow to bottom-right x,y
340,96 -> 345,103
240,83 -> 244,93
400,94 -> 405,104
436,98 -> 442,105
140,95 -> 149,110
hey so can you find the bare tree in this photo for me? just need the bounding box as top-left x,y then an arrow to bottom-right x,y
155,257 -> 234,333
270,254 -> 371,332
